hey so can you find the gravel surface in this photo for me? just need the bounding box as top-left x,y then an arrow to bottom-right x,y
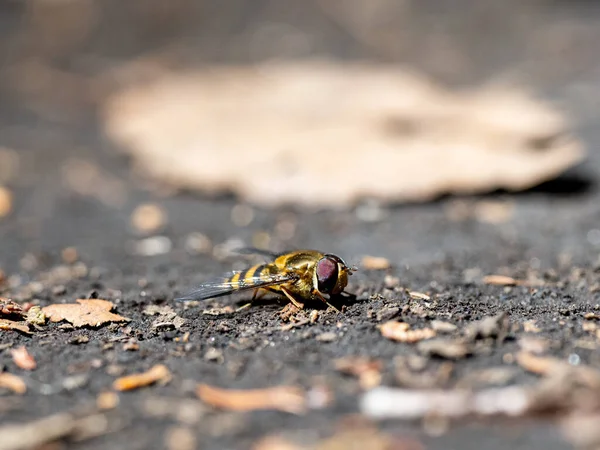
3,2 -> 600,449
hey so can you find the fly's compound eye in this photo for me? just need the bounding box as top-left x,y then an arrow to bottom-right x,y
316,257 -> 339,294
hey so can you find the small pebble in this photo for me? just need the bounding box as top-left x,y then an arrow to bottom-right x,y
184,233 -> 212,254
376,306 -> 400,322
130,203 -> 167,234
97,391 -> 119,410
230,204 -> 254,227
61,247 -> 79,264
204,348 -> 224,363
52,285 -> 67,296
315,332 -> 337,342
132,236 -> 173,256
355,200 -> 388,222
431,320 -> 457,333
165,426 -> 196,450
383,275 -> 399,289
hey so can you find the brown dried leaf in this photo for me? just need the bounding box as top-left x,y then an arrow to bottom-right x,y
196,384 -> 307,414
0,372 -> 27,394
380,321 -> 436,343
102,61 -> 584,208
334,357 -> 383,389
112,364 -> 171,391
42,299 -> 130,328
0,318 -> 31,334
0,298 -> 25,318
11,346 -> 36,370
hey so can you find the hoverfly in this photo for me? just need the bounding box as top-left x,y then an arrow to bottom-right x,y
175,249 -> 357,311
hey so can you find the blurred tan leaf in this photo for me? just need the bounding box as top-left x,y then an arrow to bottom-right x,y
102,61 -> 585,208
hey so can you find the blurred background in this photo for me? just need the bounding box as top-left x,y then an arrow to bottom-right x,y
1,0 -> 600,274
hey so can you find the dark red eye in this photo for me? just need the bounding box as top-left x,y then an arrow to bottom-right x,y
316,257 -> 338,293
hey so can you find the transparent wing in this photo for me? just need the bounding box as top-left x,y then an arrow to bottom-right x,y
175,271 -> 296,302
234,247 -> 283,259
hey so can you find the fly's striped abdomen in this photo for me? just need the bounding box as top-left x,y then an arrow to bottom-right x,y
228,263 -> 270,289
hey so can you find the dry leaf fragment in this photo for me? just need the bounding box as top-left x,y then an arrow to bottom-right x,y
334,357 -> 383,389
482,275 -> 519,286
380,321 -> 436,343
112,364 -> 171,391
408,291 -> 430,301
11,346 -> 36,370
361,256 -> 391,271
0,298 -> 24,318
42,299 -> 130,328
0,319 -> 31,334
196,384 -> 307,414
0,372 -> 27,394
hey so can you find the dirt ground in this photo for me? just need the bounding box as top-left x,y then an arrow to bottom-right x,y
4,2 -> 600,450
1,116 -> 600,450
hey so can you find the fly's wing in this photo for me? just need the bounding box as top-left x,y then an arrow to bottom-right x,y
234,247 -> 284,259
175,271 -> 296,302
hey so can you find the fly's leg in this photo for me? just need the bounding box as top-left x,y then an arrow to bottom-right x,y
280,287 -> 305,310
313,290 -> 341,313
237,288 -> 268,311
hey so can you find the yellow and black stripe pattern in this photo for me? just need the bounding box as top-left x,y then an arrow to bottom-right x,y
175,263 -> 292,301
228,264 -> 270,288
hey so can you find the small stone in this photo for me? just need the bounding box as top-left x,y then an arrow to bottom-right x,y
131,203 -> 167,234
184,233 -> 213,254
431,321 -> 457,333
52,285 -> 67,296
204,348 -> 224,363
383,275 -> 400,289
132,236 -> 172,256
69,335 -> 89,345
315,332 -> 337,342
376,306 -> 400,322
97,391 -> 119,410
61,247 -> 79,264
355,200 -> 388,222
417,338 -> 472,360
230,204 -> 254,227
165,426 -> 196,450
